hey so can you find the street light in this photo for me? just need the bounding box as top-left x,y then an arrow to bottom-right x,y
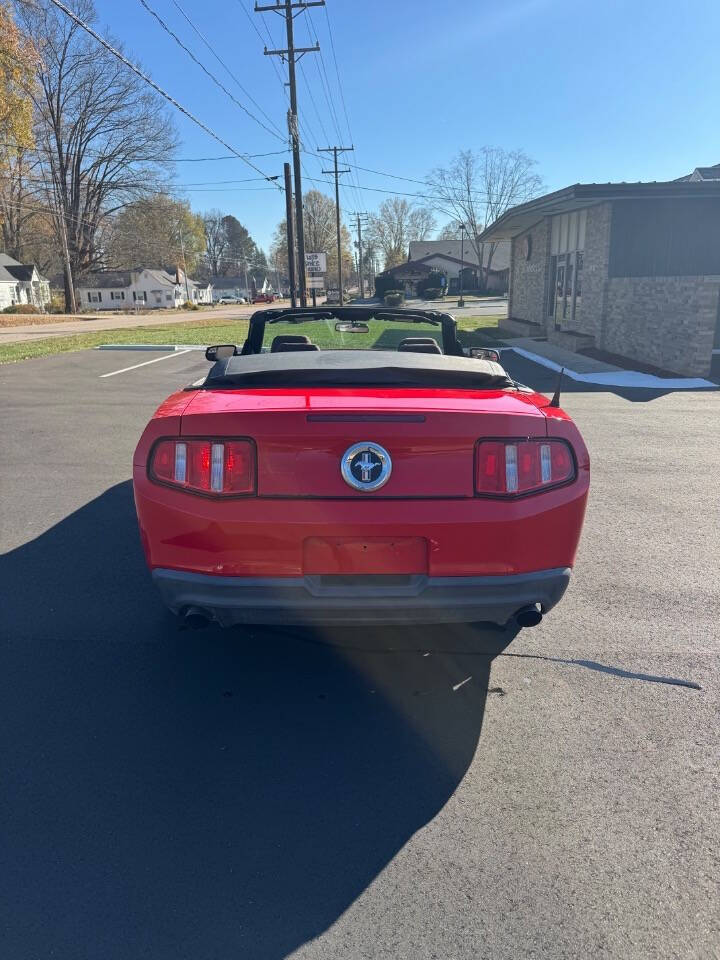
458,222 -> 466,308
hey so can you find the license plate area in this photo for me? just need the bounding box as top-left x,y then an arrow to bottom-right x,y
302,537 -> 428,575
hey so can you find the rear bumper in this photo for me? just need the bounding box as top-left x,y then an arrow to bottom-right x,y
152,567 -> 571,626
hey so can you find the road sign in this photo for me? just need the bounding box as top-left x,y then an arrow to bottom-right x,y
307,277 -> 325,289
305,252 -> 327,272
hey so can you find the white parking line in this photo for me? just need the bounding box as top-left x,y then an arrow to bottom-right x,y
99,349 -> 193,378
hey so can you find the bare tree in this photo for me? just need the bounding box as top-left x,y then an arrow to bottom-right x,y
428,147 -> 542,287
14,0 -> 178,309
271,190 -> 352,288
436,220 -> 463,241
0,149 -> 39,258
202,210 -> 228,277
366,198 -> 436,269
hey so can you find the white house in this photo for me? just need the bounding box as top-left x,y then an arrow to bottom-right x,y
77,268 -> 212,310
0,253 -> 51,310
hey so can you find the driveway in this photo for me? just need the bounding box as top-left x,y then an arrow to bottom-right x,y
0,348 -> 717,960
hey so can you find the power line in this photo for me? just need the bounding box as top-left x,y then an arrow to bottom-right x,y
170,0 -> 286,139
7,199 -> 273,271
44,0 -> 283,188
0,143 -> 290,162
296,6 -> 355,213
257,0 -> 326,307
137,0 -> 284,142
319,2 -> 366,213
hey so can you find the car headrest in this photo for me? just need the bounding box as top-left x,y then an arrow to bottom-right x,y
273,341 -> 320,352
271,334 -> 311,352
397,338 -> 442,354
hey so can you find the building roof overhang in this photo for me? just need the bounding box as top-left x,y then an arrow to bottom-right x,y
479,181 -> 720,242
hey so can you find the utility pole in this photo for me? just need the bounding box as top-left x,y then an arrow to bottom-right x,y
178,228 -> 190,301
283,161 -> 297,307
258,0 -> 324,307
458,222 -> 466,308
319,145 -> 352,305
350,212 -> 369,299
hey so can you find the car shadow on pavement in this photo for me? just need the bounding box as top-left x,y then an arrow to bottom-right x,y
0,480 -> 515,960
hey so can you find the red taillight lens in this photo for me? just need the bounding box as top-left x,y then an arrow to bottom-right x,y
150,439 -> 255,496
475,439 -> 574,496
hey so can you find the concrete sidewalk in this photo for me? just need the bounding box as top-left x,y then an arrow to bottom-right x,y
500,336 -> 717,389
500,337 -> 619,374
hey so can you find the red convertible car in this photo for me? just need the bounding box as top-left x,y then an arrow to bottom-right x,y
133,307 -> 589,628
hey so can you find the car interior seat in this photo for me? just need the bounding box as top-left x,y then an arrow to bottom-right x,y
271,335 -> 317,352
272,340 -> 320,352
397,337 -> 442,354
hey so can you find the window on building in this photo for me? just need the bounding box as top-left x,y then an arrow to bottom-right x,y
547,256 -> 557,317
88,291 -> 102,303
110,291 -> 125,300
165,293 -> 172,301
549,210 -> 586,327
133,291 -> 147,302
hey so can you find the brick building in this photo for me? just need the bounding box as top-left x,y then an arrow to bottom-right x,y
479,180 -> 720,377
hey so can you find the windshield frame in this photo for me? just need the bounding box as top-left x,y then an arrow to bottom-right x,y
240,306 -> 464,357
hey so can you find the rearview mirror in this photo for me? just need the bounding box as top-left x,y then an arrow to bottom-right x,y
470,347 -> 501,362
335,321 -> 369,333
205,344 -> 237,361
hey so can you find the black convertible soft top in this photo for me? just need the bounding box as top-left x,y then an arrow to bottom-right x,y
202,349 -> 513,390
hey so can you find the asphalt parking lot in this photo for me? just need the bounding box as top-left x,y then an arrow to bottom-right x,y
1,347 -> 718,960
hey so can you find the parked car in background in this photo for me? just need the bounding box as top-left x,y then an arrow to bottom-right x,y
251,293 -> 276,304
216,295 -> 246,304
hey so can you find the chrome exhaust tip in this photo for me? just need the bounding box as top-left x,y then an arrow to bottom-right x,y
182,606 -> 213,630
515,605 -> 543,628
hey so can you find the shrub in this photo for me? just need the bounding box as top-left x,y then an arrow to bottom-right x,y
183,300 -> 199,310
374,274 -> 401,299
49,292 -> 66,313
417,270 -> 447,298
3,303 -> 40,314
422,287 -> 444,300
384,291 -> 404,306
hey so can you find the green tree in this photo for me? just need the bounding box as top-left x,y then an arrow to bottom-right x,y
0,2 -> 35,156
107,194 -> 205,274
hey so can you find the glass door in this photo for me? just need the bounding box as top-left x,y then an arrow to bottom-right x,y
554,260 -> 565,329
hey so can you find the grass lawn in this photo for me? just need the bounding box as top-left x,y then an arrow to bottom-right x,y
0,314 -> 503,364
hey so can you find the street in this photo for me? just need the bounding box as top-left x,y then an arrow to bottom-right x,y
1,348 -> 718,960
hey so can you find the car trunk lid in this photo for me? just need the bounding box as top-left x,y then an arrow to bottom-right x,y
181,387 -> 546,498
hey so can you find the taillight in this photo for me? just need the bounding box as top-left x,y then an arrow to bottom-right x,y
475,439 -> 574,496
150,439 -> 255,496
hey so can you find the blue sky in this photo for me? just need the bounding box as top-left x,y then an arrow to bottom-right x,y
94,0 -> 720,253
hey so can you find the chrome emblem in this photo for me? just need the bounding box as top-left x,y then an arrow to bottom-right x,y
341,442 -> 392,492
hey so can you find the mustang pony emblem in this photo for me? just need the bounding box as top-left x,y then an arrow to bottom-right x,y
341,442 -> 392,492
357,451 -> 381,482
